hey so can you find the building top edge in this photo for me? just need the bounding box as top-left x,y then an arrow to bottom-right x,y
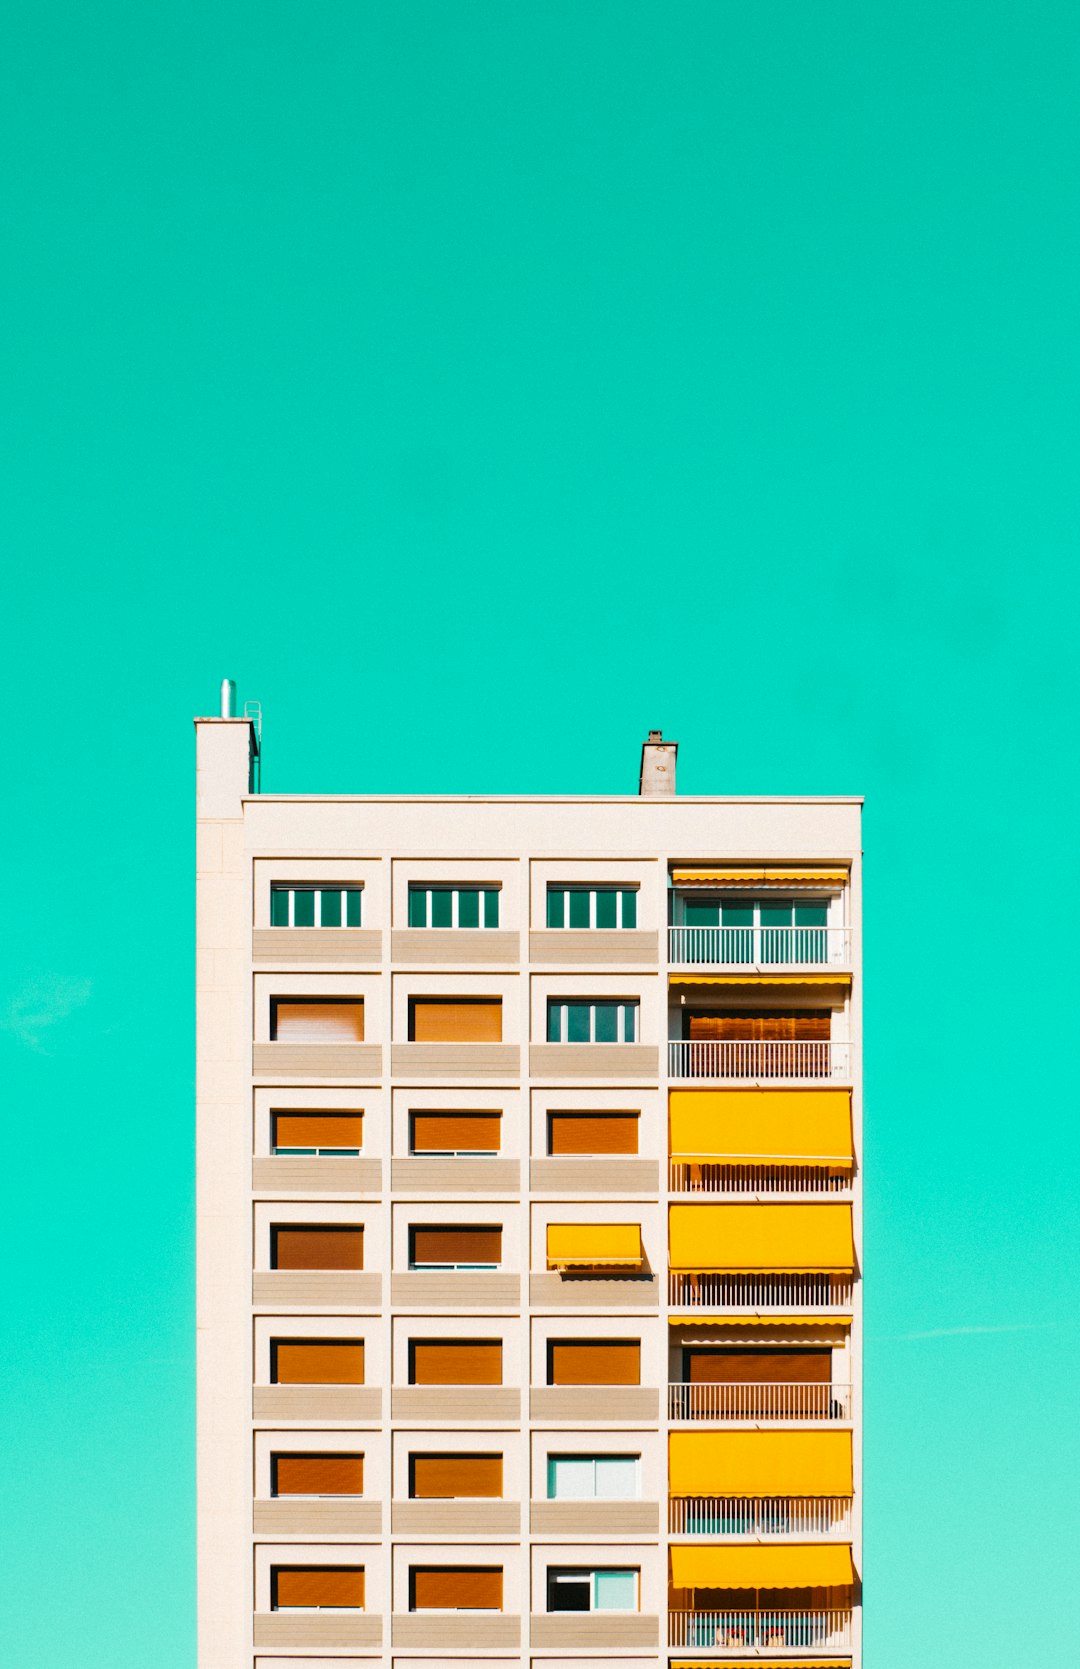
241,793 -> 865,807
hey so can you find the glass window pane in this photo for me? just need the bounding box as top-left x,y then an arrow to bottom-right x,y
594,1458 -> 637,1499
566,1003 -> 591,1043
292,889 -> 315,926
345,889 -> 362,926
721,902 -> 754,926
684,901 -> 719,926
547,1004 -> 563,1043
483,889 -> 499,928
320,889 -> 342,926
270,889 -> 290,926
431,888 -> 453,927
795,903 -> 829,926
594,1571 -> 635,1611
758,901 -> 793,926
457,889 -> 480,927
549,1574 -> 591,1613
593,1003 -> 617,1043
547,890 -> 564,928
621,890 -> 637,928
595,890 -> 617,929
622,1004 -> 637,1042
408,889 -> 428,927
568,890 -> 591,929
549,1457 -> 594,1499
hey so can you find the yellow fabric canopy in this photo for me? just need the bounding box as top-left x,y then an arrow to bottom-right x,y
673,1661 -> 850,1668
670,973 -> 851,989
669,1203 -> 855,1273
669,1430 -> 853,1497
669,1089 -> 853,1165
546,1223 -> 643,1268
671,868 -> 849,886
670,1315 -> 851,1328
670,1543 -> 855,1589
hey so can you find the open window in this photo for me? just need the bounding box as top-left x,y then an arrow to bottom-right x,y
547,1568 -> 639,1612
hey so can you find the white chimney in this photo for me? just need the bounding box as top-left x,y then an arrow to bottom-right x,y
639,730 -> 678,797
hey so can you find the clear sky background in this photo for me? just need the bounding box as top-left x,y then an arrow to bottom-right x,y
2,3 -> 1078,1664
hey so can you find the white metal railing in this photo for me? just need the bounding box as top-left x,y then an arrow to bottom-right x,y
669,1040 -> 851,1081
668,1381 -> 852,1422
668,1160 -> 852,1195
669,1609 -> 852,1649
669,1495 -> 852,1535
669,1272 -> 854,1310
669,925 -> 851,967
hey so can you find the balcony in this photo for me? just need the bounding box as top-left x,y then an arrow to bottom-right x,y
669,1040 -> 850,1082
669,1160 -> 851,1195
669,1495 -> 852,1535
668,1608 -> 852,1649
669,925 -> 850,969
669,1273 -> 854,1311
668,1382 -> 852,1422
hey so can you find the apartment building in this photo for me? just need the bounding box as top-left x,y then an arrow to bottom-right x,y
196,706 -> 863,1669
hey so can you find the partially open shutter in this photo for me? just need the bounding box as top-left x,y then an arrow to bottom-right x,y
410,1000 -> 503,1042
410,1227 -> 501,1265
549,1113 -> 639,1155
274,1454 -> 364,1495
687,1349 -> 830,1385
272,1000 -> 365,1042
274,1112 -> 363,1149
411,1113 -> 502,1153
687,1011 -> 831,1041
272,1227 -> 364,1270
548,1340 -> 640,1386
273,1567 -> 365,1607
411,1567 -> 503,1609
272,1341 -> 364,1384
410,1340 -> 502,1385
410,1454 -> 503,1498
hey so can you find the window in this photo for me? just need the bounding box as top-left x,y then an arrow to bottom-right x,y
409,999 -> 502,1042
410,1567 -> 503,1611
409,1339 -> 502,1385
271,1226 -> 364,1270
271,1340 -> 364,1384
410,1453 -> 503,1499
546,1568 -> 638,1613
272,1567 -> 364,1609
547,1455 -> 639,1500
410,1112 -> 501,1155
678,896 -> 828,962
547,1112 -> 639,1155
408,886 -> 499,928
271,1000 -> 364,1043
546,887 -> 637,929
546,1001 -> 637,1043
684,1010 -> 830,1041
272,1111 -> 362,1156
271,885 -> 362,928
547,1340 -> 640,1386
272,1454 -> 364,1496
409,1225 -> 501,1270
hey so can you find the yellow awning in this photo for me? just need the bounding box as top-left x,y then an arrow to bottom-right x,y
671,868 -> 849,886
673,1661 -> 851,1667
669,1203 -> 855,1273
670,1315 -> 851,1328
669,1089 -> 853,1165
546,1223 -> 643,1269
670,1543 -> 855,1589
669,1430 -> 853,1497
671,973 -> 851,989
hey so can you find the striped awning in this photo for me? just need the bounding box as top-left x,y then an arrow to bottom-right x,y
670,973 -> 851,988
672,868 -> 849,887
669,1314 -> 852,1328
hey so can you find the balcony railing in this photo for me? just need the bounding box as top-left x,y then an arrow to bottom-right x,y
669,1272 -> 854,1310
668,1160 -> 852,1195
668,1381 -> 852,1422
669,1608 -> 852,1649
669,1040 -> 851,1082
669,925 -> 851,968
669,1495 -> 852,1535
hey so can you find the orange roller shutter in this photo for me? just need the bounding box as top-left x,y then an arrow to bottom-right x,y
274,1567 -> 365,1607
411,1567 -> 503,1610
410,1454 -> 503,1498
274,1112 -> 363,1148
411,1113 -> 502,1152
687,1012 -> 830,1041
410,1340 -> 503,1385
272,1227 -> 364,1269
410,1227 -> 501,1265
687,1349 -> 830,1385
410,1000 -> 503,1042
272,1001 -> 365,1042
273,1341 -> 364,1384
274,1454 -> 364,1495
549,1340 -> 640,1385
549,1113 -> 639,1155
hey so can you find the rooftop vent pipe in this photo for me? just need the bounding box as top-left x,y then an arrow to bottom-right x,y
639,729 -> 678,797
220,678 -> 237,718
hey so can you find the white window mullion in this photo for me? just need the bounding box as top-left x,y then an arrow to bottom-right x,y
288,889 -> 295,927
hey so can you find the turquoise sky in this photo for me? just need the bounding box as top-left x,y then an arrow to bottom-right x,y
3,4 -> 1078,1664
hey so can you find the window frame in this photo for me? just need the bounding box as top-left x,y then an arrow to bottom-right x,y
546,1000 -> 639,1044
407,885 -> 500,929
546,1567 -> 640,1613
271,1110 -> 363,1158
546,1454 -> 640,1501
407,1224 -> 502,1272
270,884 -> 363,928
546,886 -> 638,930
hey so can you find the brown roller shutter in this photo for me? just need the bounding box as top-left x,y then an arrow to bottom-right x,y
687,1011 -> 831,1040
272,1227 -> 364,1270
272,1341 -> 364,1384
409,1000 -> 503,1042
274,1112 -> 363,1149
687,1349 -> 831,1385
274,1454 -> 364,1495
273,1567 -> 364,1608
410,1226 -> 501,1266
411,1113 -> 502,1153
411,1567 -> 503,1610
410,1454 -> 503,1498
549,1113 -> 639,1155
410,1340 -> 502,1385
548,1340 -> 641,1386
272,1000 -> 365,1042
